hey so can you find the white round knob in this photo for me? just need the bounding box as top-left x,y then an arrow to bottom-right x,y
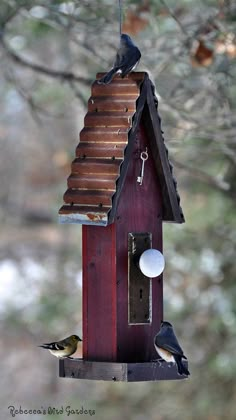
139,249 -> 165,278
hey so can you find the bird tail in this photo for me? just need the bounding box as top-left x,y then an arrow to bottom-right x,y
98,68 -> 117,84
38,344 -> 52,350
174,355 -> 190,376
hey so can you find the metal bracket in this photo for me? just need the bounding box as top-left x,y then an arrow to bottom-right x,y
128,232 -> 152,324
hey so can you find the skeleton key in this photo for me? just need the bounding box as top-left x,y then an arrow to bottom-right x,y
137,148 -> 148,185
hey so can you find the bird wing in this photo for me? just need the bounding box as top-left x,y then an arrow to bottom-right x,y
154,331 -> 185,357
121,50 -> 141,76
114,47 -> 141,72
54,342 -> 66,350
42,341 -> 65,351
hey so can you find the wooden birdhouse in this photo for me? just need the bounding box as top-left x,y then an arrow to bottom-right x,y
58,72 -> 187,382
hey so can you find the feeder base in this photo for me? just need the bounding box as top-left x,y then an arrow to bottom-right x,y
59,359 -> 189,382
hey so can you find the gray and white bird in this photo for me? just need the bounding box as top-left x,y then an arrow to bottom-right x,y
38,334 -> 82,358
154,321 -> 190,376
98,33 -> 141,84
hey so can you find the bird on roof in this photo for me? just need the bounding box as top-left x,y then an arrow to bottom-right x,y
98,33 -> 141,84
154,321 -> 190,376
38,334 -> 82,358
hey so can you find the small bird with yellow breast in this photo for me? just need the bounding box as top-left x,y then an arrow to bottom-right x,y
38,334 -> 82,358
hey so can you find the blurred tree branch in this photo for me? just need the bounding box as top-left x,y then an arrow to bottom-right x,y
0,0 -> 235,199
0,3 -> 236,416
0,34 -> 91,85
171,158 -> 230,192
159,0 -> 190,38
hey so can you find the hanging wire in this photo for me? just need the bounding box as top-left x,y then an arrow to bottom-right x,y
118,0 -> 123,36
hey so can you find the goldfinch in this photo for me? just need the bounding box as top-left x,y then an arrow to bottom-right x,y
39,334 -> 82,358
154,321 -> 190,376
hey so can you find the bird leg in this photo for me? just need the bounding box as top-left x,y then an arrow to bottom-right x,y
151,357 -> 165,366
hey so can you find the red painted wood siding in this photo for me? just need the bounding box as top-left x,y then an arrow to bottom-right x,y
82,223 -> 117,361
115,123 -> 163,362
82,123 -> 163,362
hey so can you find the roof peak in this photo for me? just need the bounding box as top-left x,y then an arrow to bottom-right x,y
59,72 -> 184,225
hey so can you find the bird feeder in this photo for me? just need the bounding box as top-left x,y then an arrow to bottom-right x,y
58,72 -> 187,381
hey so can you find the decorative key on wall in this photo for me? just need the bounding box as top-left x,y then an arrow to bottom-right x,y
137,148 -> 148,186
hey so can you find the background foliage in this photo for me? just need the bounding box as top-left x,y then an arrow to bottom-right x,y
0,1 -> 236,419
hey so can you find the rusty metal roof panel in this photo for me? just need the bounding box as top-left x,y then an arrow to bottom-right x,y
71,158 -> 122,175
88,97 -> 136,112
59,72 -> 146,225
76,143 -> 125,159
63,189 -> 113,207
67,174 -> 118,190
91,75 -> 143,97
59,205 -> 109,225
84,111 -> 134,128
80,127 -> 129,142
58,71 -> 184,225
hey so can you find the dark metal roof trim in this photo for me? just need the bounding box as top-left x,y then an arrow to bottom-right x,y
145,81 -> 184,223
108,75 -> 149,224
108,76 -> 184,224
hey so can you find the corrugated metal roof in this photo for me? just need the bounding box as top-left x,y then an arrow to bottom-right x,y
59,72 -> 146,225
59,72 -> 184,225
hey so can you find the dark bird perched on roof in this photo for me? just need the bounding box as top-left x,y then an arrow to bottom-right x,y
98,33 -> 141,84
154,321 -> 190,376
38,334 -> 82,358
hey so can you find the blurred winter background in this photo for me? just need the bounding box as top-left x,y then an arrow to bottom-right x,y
0,1 -> 236,419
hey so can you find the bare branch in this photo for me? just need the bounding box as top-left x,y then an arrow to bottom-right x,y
0,35 -> 92,85
68,80 -> 87,108
171,158 -> 230,193
159,0 -> 189,38
4,69 -> 74,124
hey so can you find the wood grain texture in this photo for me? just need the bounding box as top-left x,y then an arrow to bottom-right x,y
115,122 -> 163,362
59,359 -> 189,382
82,123 -> 163,363
82,224 -> 117,361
